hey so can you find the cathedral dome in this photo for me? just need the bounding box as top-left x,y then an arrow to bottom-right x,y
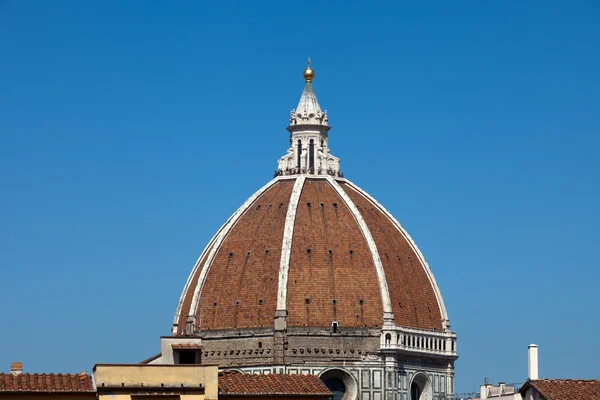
173,176 -> 449,334
172,62 -> 450,337
161,61 -> 457,400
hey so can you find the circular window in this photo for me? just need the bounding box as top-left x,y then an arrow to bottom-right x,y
323,377 -> 345,400
319,368 -> 357,400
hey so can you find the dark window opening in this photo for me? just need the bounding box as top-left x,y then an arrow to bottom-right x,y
178,350 -> 197,364
323,378 -> 345,400
297,139 -> 302,169
332,321 -> 338,333
411,382 -> 422,400
309,139 -> 315,173
258,341 -> 262,349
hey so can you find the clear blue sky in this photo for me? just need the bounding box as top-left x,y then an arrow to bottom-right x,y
1,0 -> 599,393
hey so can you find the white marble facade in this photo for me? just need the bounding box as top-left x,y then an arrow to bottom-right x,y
233,362 -> 454,400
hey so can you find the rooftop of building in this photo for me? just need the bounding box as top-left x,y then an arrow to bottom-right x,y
520,378 -> 600,400
218,371 -> 331,396
0,363 -> 94,393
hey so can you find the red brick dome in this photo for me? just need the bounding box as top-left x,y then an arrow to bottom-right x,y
173,176 -> 449,335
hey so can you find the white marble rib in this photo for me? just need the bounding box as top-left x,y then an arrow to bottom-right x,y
327,177 -> 393,315
341,179 -> 449,325
276,176 -> 306,311
172,228 -> 222,333
187,178 -> 280,322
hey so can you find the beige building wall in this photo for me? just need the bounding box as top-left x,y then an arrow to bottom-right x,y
94,364 -> 218,400
0,394 -> 94,400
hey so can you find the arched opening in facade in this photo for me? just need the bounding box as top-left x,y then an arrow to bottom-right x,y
297,139 -> 302,169
324,377 -> 345,400
410,372 -> 432,400
319,368 -> 358,400
309,139 -> 315,173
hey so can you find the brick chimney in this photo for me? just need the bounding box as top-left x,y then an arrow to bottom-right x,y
10,362 -> 22,376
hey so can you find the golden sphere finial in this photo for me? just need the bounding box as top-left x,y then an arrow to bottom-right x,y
303,57 -> 315,83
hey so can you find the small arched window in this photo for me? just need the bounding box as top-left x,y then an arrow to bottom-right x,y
297,139 -> 302,169
309,139 -> 315,173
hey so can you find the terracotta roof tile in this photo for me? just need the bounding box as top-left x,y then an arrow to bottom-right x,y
218,372 -> 331,395
171,343 -> 202,349
176,176 -> 448,333
0,373 -> 95,392
287,179 -> 383,328
522,379 -> 600,400
193,180 -> 294,331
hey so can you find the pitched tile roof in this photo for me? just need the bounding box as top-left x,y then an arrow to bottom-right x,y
521,379 -> 600,400
218,372 -> 331,396
0,373 -> 95,392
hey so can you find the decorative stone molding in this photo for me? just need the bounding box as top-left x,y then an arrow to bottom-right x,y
276,176 -> 306,314
380,325 -> 458,359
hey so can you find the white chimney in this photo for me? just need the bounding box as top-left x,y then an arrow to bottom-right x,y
499,382 -> 506,394
528,344 -> 539,380
480,384 -> 490,399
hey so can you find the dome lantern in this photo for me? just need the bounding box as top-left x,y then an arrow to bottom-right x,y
276,60 -> 340,177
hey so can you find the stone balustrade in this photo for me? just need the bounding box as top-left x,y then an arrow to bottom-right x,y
274,168 -> 344,178
380,326 -> 458,357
